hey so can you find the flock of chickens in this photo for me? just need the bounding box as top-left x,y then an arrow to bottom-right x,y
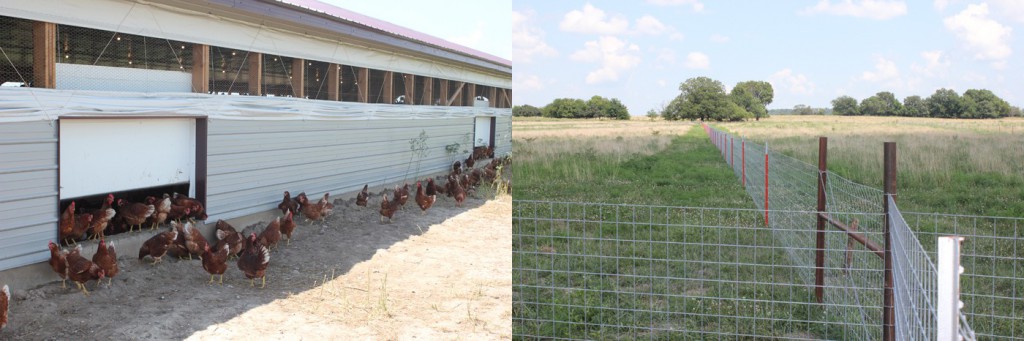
29,151 -> 511,307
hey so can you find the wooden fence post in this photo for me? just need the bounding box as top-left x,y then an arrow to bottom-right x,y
764,142 -> 769,226
815,137 -> 828,303
882,142 -> 897,341
742,139 -> 746,186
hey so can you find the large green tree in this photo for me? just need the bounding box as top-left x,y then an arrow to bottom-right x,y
732,81 -> 774,120
831,95 -> 859,116
604,98 -> 630,119
860,91 -> 902,116
729,85 -> 768,120
961,89 -> 1010,118
926,88 -> 964,118
542,98 -> 586,118
665,77 -> 730,121
901,95 -> 928,117
512,104 -> 541,117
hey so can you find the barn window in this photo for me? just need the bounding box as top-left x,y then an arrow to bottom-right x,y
209,45 -> 251,95
55,24 -> 192,92
0,15 -> 34,87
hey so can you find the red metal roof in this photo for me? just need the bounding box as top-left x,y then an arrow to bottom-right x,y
276,0 -> 511,67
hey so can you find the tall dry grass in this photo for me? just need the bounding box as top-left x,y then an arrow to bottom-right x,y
718,115 -> 1024,215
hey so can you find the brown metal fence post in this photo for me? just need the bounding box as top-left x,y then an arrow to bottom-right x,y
815,137 -> 828,303
882,142 -> 897,341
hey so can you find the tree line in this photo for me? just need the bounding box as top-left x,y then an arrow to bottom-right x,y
832,89 -> 1022,118
512,95 -> 630,120
662,77 -> 773,122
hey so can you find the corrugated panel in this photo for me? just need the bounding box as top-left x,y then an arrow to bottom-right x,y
206,117 -> 477,221
0,121 -> 58,271
495,116 -> 511,157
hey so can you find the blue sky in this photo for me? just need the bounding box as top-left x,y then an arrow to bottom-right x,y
320,0 -> 511,62
513,1 -> 1024,114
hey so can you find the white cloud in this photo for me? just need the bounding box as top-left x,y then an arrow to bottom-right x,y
669,32 -> 685,41
559,3 -> 629,34
646,0 -> 705,12
512,11 -> 557,63
569,36 -> 642,84
685,52 -> 710,69
710,34 -> 730,43
656,49 -> 677,64
656,79 -> 668,87
911,50 -> 951,77
861,56 -> 900,82
990,0 -> 1024,23
514,74 -> 545,91
770,68 -> 816,95
944,3 -> 1012,67
634,15 -> 668,35
800,0 -> 908,20
934,0 -> 950,11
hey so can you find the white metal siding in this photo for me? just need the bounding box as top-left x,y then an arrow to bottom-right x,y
0,121 -> 58,271
495,116 -> 511,157
205,117 -> 475,220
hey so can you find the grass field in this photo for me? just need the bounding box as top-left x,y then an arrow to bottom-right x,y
715,115 -> 1024,217
512,116 -> 1024,339
513,119 -> 863,339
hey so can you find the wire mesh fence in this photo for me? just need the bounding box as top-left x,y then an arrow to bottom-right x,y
903,210 -> 1023,339
704,124 -> 1003,340
513,201 -> 885,340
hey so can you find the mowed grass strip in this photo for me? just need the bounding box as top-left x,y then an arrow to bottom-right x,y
514,124 -> 754,208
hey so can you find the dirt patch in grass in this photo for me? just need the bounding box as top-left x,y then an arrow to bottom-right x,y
3,192 -> 511,340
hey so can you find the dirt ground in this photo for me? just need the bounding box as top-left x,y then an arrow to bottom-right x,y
2,190 -> 512,340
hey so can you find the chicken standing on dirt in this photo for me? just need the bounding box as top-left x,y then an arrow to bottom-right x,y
182,221 -> 210,260
237,233 -> 270,288
47,241 -> 69,289
201,244 -> 229,285
65,246 -> 105,296
428,177 -> 446,197
215,220 -> 245,258
117,199 -> 155,233
297,192 -> 331,222
396,184 -> 410,209
87,194 -> 117,240
280,210 -> 297,246
60,202 -> 92,245
0,284 -> 8,331
92,239 -> 118,287
356,184 -> 370,207
138,228 -> 178,265
258,217 -> 282,249
379,194 -> 399,224
449,174 -> 467,207
415,182 -> 436,215
278,191 -> 301,216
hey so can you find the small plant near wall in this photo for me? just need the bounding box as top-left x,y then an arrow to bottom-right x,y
405,130 -> 430,181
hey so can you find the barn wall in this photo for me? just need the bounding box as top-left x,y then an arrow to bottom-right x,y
0,121 -> 58,271
205,117 -> 475,221
495,116 -> 511,157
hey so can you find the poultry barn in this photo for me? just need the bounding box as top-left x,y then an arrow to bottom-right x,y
0,0 -> 511,287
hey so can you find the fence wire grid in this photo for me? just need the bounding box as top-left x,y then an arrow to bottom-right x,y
511,124 -> 1018,339
513,201 -> 885,340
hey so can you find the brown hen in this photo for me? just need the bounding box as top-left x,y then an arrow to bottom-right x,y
258,217 -> 282,250
117,199 -> 155,232
66,245 -> 104,296
201,244 -> 229,284
415,182 -> 436,215
356,184 -> 370,207
138,228 -> 178,264
47,241 -> 68,289
92,239 -> 118,286
237,233 -> 270,288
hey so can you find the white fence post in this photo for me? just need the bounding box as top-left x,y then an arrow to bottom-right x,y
937,236 -> 965,341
